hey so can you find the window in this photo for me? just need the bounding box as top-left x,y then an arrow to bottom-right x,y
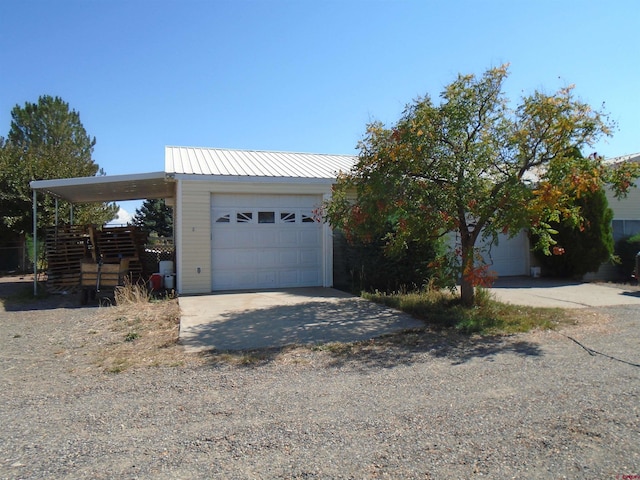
215,214 -> 230,223
612,219 -> 640,242
258,211 -> 275,224
237,212 -> 253,223
280,212 -> 296,223
301,213 -> 315,223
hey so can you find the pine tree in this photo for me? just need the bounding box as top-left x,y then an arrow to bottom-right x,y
132,198 -> 173,239
0,95 -> 117,239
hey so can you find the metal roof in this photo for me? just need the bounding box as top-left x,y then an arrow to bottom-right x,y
30,147 -> 356,203
165,146 -> 356,179
30,172 -> 175,203
606,152 -> 640,164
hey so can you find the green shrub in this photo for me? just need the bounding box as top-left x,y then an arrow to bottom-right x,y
533,188 -> 614,278
615,233 -> 640,280
341,234 -> 444,293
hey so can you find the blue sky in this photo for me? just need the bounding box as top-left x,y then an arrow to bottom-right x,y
1,0 -> 638,217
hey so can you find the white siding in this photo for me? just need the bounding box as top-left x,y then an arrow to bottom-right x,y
179,181 -> 213,294
606,185 -> 640,220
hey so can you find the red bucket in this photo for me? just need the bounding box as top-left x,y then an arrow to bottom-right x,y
149,273 -> 163,291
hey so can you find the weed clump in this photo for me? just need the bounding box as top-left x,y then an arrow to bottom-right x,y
114,277 -> 151,305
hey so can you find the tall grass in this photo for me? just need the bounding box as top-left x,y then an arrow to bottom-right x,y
97,277 -> 182,372
114,277 -> 151,305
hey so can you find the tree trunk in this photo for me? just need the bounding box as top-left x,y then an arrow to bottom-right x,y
460,242 -> 475,307
460,274 -> 475,307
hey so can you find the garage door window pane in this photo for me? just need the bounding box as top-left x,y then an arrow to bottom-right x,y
301,213 -> 315,223
280,212 -> 295,223
215,214 -> 230,223
237,212 -> 253,223
258,211 -> 275,224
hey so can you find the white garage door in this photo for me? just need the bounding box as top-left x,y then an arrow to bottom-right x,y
481,231 -> 530,277
211,193 -> 323,291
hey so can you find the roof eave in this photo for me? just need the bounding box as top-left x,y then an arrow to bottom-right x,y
30,172 -> 175,203
171,173 -> 339,185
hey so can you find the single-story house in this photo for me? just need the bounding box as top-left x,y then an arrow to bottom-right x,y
165,146 -> 356,294
30,147 -> 640,294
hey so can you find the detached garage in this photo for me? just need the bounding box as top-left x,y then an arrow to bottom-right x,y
167,146 -> 355,294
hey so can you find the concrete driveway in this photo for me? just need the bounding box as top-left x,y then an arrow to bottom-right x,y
178,279 -> 640,352
489,277 -> 640,308
178,288 -> 424,352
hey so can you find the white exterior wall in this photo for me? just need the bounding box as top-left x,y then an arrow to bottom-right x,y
177,180 -> 213,294
176,176 -> 335,294
606,185 -> 640,220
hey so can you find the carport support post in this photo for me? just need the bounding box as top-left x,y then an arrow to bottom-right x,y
32,190 -> 37,296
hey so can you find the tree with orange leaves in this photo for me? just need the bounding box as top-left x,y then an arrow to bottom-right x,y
325,65 -> 639,306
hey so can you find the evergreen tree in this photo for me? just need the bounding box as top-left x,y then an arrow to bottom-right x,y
534,187 -> 614,278
132,198 -> 173,238
0,95 -> 117,239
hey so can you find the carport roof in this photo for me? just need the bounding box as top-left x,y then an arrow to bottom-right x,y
30,171 -> 175,203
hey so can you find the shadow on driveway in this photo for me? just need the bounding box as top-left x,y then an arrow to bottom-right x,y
179,290 -> 424,352
179,288 -> 545,367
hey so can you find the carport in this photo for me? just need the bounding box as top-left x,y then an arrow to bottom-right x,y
29,172 -> 176,295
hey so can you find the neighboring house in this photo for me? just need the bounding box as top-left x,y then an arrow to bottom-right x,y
584,152 -> 640,281
31,147 -> 640,294
606,152 -> 640,242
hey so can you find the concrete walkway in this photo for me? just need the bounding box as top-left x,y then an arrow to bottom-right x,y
178,288 -> 424,352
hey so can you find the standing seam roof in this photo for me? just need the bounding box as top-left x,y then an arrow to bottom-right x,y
165,146 -> 356,179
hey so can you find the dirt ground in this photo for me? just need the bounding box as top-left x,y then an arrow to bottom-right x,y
1,275 -> 639,479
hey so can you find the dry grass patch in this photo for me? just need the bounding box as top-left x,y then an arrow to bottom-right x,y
92,282 -> 186,372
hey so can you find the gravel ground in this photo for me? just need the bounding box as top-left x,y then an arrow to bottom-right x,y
1,277 -> 639,479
